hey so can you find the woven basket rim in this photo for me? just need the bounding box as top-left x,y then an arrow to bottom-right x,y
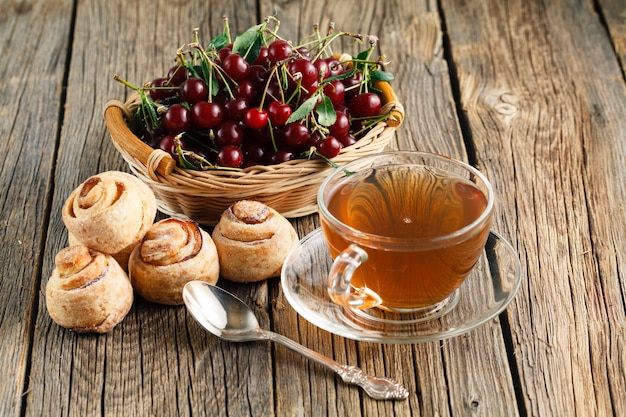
104,79 -> 404,180
103,80 -> 404,224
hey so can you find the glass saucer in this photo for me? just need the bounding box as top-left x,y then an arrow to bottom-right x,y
280,228 -> 522,344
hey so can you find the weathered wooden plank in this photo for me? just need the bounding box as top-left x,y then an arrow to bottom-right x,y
442,0 -> 626,415
599,0 -> 626,68
27,1 -> 270,417
263,0 -> 519,416
0,1 -> 73,416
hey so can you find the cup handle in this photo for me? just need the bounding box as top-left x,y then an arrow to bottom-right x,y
328,244 -> 382,309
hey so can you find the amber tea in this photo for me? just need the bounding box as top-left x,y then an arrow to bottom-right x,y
319,153 -> 493,313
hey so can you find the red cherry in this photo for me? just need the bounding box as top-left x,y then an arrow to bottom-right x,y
267,40 -> 293,65
158,134 -> 185,158
314,59 -> 330,79
224,98 -> 249,121
281,122 -> 309,148
253,46 -> 269,67
167,65 -> 187,86
217,45 -> 232,62
216,145 -> 243,168
337,134 -> 357,147
216,120 -> 244,146
328,111 -> 350,137
191,102 -> 223,129
235,81 -> 256,102
244,108 -> 269,129
349,92 -> 382,117
149,77 -> 176,101
223,53 -> 250,82
267,101 -> 293,126
306,131 -> 324,148
343,71 -> 363,99
267,149 -> 296,165
179,78 -> 208,104
323,80 -> 345,106
248,65 -> 268,90
164,104 -> 192,133
289,58 -> 318,87
318,136 -> 342,158
325,58 -> 343,77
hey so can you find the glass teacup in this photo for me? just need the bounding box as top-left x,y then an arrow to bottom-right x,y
318,151 -> 494,314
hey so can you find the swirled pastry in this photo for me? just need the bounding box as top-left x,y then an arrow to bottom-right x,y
212,200 -> 299,282
45,245 -> 134,333
62,171 -> 157,270
128,218 -> 219,305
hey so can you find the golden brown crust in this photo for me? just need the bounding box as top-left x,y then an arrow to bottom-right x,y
45,245 -> 134,333
61,171 -> 157,270
212,200 -> 299,283
128,218 -> 220,305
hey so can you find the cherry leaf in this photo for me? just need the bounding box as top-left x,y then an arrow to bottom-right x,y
316,95 -> 336,127
286,95 -> 319,124
370,70 -> 394,82
232,24 -> 263,62
208,33 -> 229,51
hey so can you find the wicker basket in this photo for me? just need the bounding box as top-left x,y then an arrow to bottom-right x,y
104,81 -> 404,225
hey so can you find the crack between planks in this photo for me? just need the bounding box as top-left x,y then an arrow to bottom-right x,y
436,0 -> 477,167
436,0 -> 530,416
592,0 -> 626,83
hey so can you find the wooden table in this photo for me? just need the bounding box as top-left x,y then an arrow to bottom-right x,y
2,0 -> 625,415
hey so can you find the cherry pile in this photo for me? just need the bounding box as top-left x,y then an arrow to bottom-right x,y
115,17 -> 394,170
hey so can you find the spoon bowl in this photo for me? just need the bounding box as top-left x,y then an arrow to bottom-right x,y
182,281 -> 409,401
183,280 -> 261,341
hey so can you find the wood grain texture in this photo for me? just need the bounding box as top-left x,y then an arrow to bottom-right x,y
261,1 -> 518,416
2,0 -> 624,416
442,0 -> 626,415
27,1 -> 269,417
0,1 -> 73,415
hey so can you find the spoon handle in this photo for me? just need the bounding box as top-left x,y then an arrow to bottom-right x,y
265,331 -> 409,400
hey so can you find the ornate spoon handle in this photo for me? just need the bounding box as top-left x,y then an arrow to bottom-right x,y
265,331 -> 409,400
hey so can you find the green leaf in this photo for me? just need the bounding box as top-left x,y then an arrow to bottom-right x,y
232,24 -> 263,59
355,50 -> 371,71
356,50 -> 370,61
316,94 -> 336,127
178,153 -> 197,170
140,92 -> 159,129
286,95 -> 319,124
243,35 -> 263,64
129,110 -> 143,134
201,59 -> 212,84
370,70 -> 394,82
322,68 -> 355,84
184,61 -> 202,79
208,33 -> 229,51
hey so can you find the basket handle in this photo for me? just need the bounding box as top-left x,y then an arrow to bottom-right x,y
104,101 -> 176,176
334,53 -> 404,127
374,80 -> 404,127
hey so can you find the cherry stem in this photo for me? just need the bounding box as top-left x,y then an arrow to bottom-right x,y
223,16 -> 232,44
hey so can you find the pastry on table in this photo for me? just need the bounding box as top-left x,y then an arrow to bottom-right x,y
45,245 -> 134,333
212,200 -> 299,283
62,171 -> 157,270
129,218 -> 220,305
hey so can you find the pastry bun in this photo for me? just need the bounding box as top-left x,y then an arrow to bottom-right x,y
129,218 -> 220,305
212,200 -> 298,283
46,245 -> 133,333
62,171 -> 157,270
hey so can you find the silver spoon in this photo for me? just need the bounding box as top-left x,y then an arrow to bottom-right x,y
182,281 -> 409,401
